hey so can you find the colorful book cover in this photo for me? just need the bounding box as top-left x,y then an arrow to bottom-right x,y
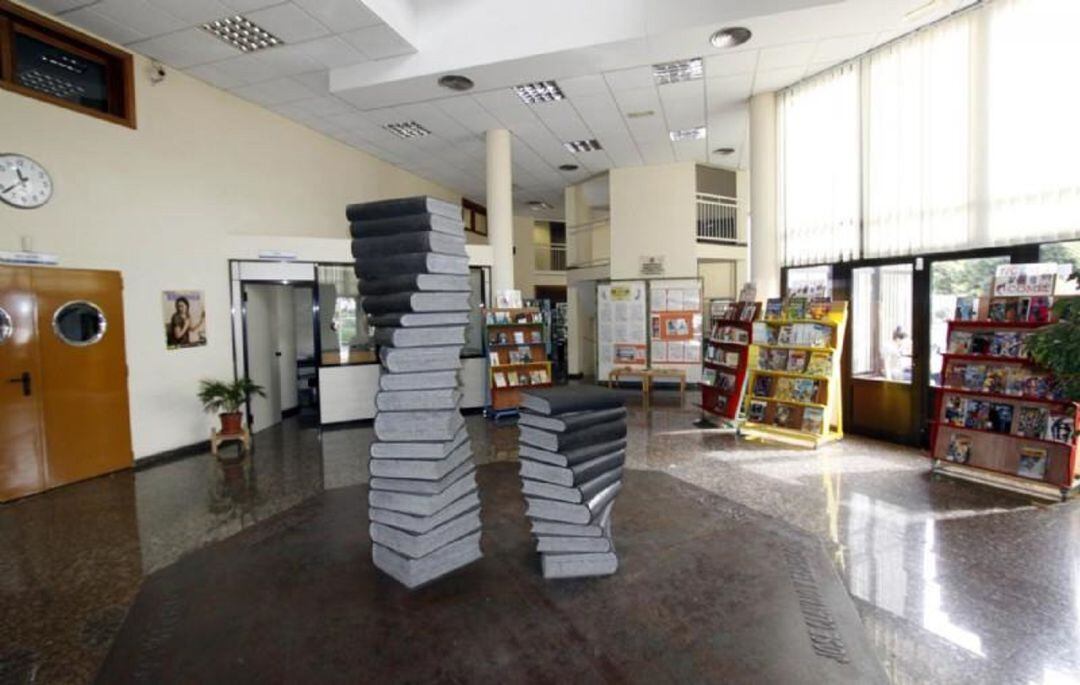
785,297 -> 809,320
718,373 -> 738,392
702,368 -> 717,386
777,325 -> 794,345
809,324 -> 832,348
987,299 -> 1008,322
774,378 -> 796,401
1028,297 -> 1051,323
970,333 -> 993,355
945,434 -> 972,464
802,407 -> 824,433
764,298 -> 783,320
1016,298 -> 1031,321
748,400 -> 768,423
739,303 -> 759,322
1017,447 -> 1048,480
493,372 -> 507,388
530,330 -> 542,343
531,370 -> 544,384
752,375 -> 773,398
988,402 -> 1014,433
945,362 -> 967,388
723,351 -> 741,367
489,352 -> 500,365
513,331 -> 525,344
765,349 -> 789,370
954,297 -> 977,321
791,379 -> 819,403
983,367 -> 1007,394
963,400 -> 990,429
808,298 -> 830,320
962,364 -> 987,390
1022,375 -> 1050,398
1047,414 -> 1075,444
806,352 -> 831,376
943,396 -> 965,426
948,331 -> 973,354
774,404 -> 796,428
507,370 -> 519,385
1015,406 -> 1048,439
786,350 -> 808,373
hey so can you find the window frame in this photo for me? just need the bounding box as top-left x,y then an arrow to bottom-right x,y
462,198 -> 488,237
0,0 -> 136,129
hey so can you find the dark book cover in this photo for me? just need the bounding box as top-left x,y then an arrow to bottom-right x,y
351,231 -> 466,259
520,418 -> 628,452
369,311 -> 470,327
357,274 -> 471,296
355,253 -> 469,279
518,407 -> 628,433
519,438 -> 629,468
570,451 -> 625,485
520,385 -> 625,415
348,213 -> 465,238
346,196 -> 461,222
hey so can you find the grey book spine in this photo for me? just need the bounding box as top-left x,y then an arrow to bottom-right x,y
348,213 -> 465,238
518,438 -> 628,468
361,292 -> 470,315
355,253 -> 469,279
519,406 -> 629,432
357,274 -> 471,296
351,231 -> 466,258
346,196 -> 461,222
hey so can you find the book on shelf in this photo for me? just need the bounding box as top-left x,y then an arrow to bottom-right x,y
761,349 -> 789,371
773,404 -> 798,428
954,297 -> 978,321
987,403 -> 1014,433
805,352 -> 831,376
1048,414 -> 1075,444
489,352 -> 500,365
943,396 -> 965,426
790,379 -> 819,404
713,395 -> 728,413
493,372 -> 507,388
802,407 -> 824,433
808,298 -> 830,320
774,323 -> 832,348
718,373 -> 737,393
786,350 -> 807,373
773,378 -> 795,401
507,370 -> 519,385
748,400 -> 768,422
752,322 -> 776,345
1015,406 -> 1049,439
723,351 -> 740,367
701,367 -> 717,386
530,330 -> 542,343
963,400 -> 990,429
497,332 -> 509,345
739,302 -> 759,322
1016,447 -> 1048,480
764,298 -> 783,320
783,297 -> 808,320
513,331 -> 525,344
945,434 -> 972,464
752,376 -> 773,398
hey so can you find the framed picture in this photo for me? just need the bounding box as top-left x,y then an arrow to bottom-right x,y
163,290 -> 206,349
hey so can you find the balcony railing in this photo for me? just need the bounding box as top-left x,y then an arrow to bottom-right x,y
696,192 -> 738,243
535,243 -> 567,272
567,217 -> 611,269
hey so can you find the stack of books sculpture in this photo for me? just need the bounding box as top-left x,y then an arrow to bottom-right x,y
349,196 -> 482,589
517,386 -> 627,579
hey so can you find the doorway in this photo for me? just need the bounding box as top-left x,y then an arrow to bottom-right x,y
1,266 -> 133,501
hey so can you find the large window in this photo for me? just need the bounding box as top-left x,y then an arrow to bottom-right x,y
929,256 -> 1010,385
0,1 -> 136,128
785,265 -> 832,298
852,264 -> 913,382
778,0 -> 1080,266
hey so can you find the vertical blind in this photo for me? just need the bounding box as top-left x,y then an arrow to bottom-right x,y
778,0 -> 1080,266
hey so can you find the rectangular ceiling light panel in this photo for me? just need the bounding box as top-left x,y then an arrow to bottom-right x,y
669,126 -> 705,142
653,57 -> 703,85
385,121 -> 431,139
202,16 -> 283,53
563,139 -> 603,153
514,80 -> 564,104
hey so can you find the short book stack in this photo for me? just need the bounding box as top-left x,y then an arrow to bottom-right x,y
517,386 -> 627,579
349,195 -> 482,589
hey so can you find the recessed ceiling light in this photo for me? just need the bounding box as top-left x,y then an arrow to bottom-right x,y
513,80 -> 565,104
709,27 -> 752,49
670,127 -> 706,142
558,163 -> 579,171
201,15 -> 282,53
384,121 -> 431,139
438,74 -> 474,91
527,200 -> 554,211
653,58 -> 703,85
563,139 -> 603,153
713,147 -> 736,156
626,110 -> 655,119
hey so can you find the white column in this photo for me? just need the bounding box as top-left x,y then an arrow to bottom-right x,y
749,92 -> 781,299
486,128 -> 514,293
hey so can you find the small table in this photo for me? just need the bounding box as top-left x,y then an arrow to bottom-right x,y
608,367 -> 686,409
211,427 -> 251,458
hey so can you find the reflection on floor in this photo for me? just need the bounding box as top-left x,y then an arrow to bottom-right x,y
1,389 -> 1079,683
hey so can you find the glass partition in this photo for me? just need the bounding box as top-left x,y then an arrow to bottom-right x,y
852,263 -> 913,382
317,264 -> 375,366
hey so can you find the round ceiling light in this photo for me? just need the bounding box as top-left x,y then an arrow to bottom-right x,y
709,27 -> 752,49
437,74 -> 474,91
558,164 -> 579,171
713,147 -> 736,156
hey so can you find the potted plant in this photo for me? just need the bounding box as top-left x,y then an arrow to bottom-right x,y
197,378 -> 265,434
1026,272 -> 1080,401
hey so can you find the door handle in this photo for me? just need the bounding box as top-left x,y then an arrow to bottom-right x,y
7,372 -> 30,396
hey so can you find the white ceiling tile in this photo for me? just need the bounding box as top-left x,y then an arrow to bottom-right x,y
253,44 -> 326,76
704,50 -> 759,77
186,62 -> 250,89
638,143 -> 674,165
128,28 -> 239,68
756,42 -> 817,71
62,6 -> 147,44
231,76 -> 318,105
222,0 -> 281,10
752,66 -> 807,94
291,70 -> 332,96
672,138 -> 707,163
19,0 -> 96,11
657,79 -> 703,101
661,97 -> 705,131
706,73 -> 753,111
811,34 -> 875,64
603,66 -> 655,91
293,0 -> 381,31
293,35 -> 367,68
205,53 -> 280,85
557,74 -> 608,98
147,0 -> 230,25
612,87 -> 662,118
246,3 -> 329,43
322,109 -> 375,130
84,0 -> 187,38
343,24 -> 415,60
435,97 -> 502,135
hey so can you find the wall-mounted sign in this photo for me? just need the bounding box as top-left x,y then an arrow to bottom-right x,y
163,290 -> 207,349
0,250 -> 59,265
258,250 -> 297,261
639,255 -> 665,277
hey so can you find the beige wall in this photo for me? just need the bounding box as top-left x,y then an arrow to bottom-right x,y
0,49 -> 460,458
609,162 -> 697,279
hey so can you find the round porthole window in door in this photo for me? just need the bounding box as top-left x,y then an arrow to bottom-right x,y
0,307 -> 12,344
52,301 -> 107,347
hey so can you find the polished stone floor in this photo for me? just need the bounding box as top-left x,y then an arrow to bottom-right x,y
2,388 -> 1079,684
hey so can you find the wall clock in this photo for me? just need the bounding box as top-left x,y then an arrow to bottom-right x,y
0,154 -> 53,209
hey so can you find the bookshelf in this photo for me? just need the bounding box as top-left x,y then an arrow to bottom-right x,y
700,301 -> 759,422
741,298 -> 849,448
929,317 -> 1079,500
484,307 -> 553,415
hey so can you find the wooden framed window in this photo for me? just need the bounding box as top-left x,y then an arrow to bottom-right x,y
462,198 -> 488,237
0,0 -> 136,128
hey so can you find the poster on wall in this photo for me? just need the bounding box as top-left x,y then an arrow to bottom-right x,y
597,280 -> 648,382
163,290 -> 207,349
648,278 -> 704,383
993,263 -> 1058,297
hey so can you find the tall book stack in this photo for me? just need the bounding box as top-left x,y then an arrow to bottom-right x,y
517,386 -> 627,579
349,195 -> 482,588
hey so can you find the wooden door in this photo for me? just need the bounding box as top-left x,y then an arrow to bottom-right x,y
33,268 -> 132,489
0,267 -> 47,501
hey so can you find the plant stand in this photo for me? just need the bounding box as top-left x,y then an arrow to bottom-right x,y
211,426 -> 251,458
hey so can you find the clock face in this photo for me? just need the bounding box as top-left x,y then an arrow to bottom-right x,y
0,154 -> 53,209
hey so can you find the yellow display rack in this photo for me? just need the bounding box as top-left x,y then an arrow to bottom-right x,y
741,300 -> 848,448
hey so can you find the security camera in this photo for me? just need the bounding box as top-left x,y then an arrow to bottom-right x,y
150,61 -> 166,84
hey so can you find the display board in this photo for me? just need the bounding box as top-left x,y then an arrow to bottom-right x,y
701,301 -> 759,420
648,278 -> 703,384
597,280 -> 649,384
929,264 -> 1079,499
742,298 -> 848,448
